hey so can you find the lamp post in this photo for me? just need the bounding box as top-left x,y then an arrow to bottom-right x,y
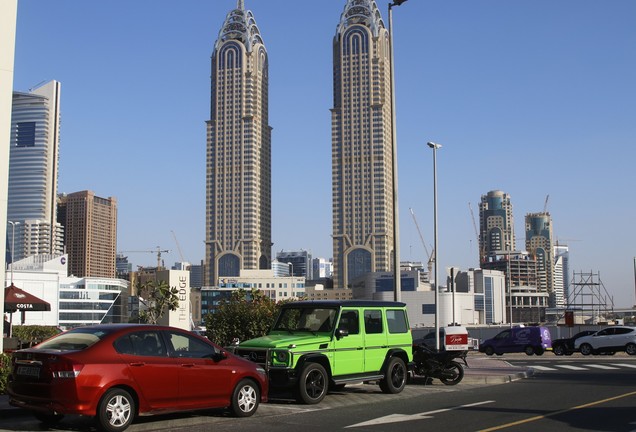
388,0 -> 407,302
427,141 -> 441,350
504,244 -> 513,327
8,221 -> 19,284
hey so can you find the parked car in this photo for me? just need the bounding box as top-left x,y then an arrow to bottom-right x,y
574,326 -> 636,356
7,324 -> 268,432
479,326 -> 552,356
229,300 -> 413,405
551,330 -> 596,356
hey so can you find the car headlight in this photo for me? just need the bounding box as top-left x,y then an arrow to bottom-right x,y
272,350 -> 290,366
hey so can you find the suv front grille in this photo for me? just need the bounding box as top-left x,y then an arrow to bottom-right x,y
235,348 -> 269,367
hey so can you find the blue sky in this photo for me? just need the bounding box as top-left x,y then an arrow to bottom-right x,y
12,1 -> 636,307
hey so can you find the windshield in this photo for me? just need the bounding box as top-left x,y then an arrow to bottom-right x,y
36,327 -> 112,351
273,307 -> 337,333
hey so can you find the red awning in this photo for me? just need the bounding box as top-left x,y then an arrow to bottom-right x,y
4,283 -> 51,313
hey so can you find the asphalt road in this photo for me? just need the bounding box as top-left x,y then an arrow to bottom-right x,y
2,353 -> 636,431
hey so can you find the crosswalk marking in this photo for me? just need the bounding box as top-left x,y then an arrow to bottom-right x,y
556,364 -> 588,370
585,364 -> 619,370
531,365 -> 556,371
611,363 -> 636,368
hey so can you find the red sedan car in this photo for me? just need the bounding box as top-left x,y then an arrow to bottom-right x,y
7,324 -> 268,432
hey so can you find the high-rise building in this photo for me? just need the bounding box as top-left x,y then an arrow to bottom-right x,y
205,1 -> 271,286
526,212 -> 555,305
276,250 -> 313,279
8,80 -> 64,261
331,0 -> 394,288
554,244 -> 570,304
479,190 -> 516,262
57,191 -> 118,278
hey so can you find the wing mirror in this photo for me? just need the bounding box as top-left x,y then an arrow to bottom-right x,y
336,328 -> 349,340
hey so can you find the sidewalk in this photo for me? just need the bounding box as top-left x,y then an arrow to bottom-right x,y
0,356 -> 532,417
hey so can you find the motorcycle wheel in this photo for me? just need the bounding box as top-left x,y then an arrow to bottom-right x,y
439,361 -> 464,386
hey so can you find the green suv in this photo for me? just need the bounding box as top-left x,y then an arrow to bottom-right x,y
230,300 -> 413,404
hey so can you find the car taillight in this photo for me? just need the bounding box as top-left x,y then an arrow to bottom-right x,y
48,357 -> 84,379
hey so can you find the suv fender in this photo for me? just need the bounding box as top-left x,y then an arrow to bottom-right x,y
381,348 -> 410,372
295,353 -> 332,377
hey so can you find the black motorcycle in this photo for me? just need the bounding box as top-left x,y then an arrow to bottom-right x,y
411,342 -> 468,385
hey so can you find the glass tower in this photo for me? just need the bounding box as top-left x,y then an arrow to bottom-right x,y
205,1 -> 271,286
8,80 -> 64,261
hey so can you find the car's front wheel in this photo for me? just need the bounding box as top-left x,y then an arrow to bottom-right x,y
484,346 -> 494,356
579,343 -> 594,356
96,388 -> 135,432
553,344 -> 565,356
295,363 -> 328,404
230,379 -> 259,417
524,346 -> 535,356
380,357 -> 407,394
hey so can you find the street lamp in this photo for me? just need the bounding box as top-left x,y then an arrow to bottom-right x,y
427,141 -> 441,350
388,0 -> 407,302
8,221 -> 19,284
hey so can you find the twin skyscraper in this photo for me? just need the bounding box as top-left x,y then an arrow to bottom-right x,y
205,1 -> 398,289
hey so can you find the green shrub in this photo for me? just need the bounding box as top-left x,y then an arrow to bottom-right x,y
0,353 -> 10,395
11,325 -> 59,348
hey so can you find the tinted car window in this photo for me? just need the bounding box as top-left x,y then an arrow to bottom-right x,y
338,310 -> 360,334
125,331 -> 166,357
167,331 -> 217,358
364,310 -> 383,334
597,329 -> 614,336
386,309 -> 408,333
36,328 -> 110,351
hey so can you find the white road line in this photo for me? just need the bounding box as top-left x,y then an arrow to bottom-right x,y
345,400 -> 496,428
531,366 -> 557,371
585,364 -> 619,370
612,363 -> 636,368
556,365 -> 588,370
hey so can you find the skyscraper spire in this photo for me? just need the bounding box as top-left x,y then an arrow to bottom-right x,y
215,0 -> 263,52
237,0 -> 244,10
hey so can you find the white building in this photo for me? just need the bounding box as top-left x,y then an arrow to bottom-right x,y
5,254 -> 129,330
214,269 -> 306,302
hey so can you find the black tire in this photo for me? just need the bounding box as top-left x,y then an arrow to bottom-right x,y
579,343 -> 593,356
626,343 -> 636,356
534,347 -> 544,356
439,361 -> 464,386
553,345 -> 565,356
484,346 -> 494,356
230,379 -> 259,417
34,412 -> 64,425
295,363 -> 328,404
524,346 -> 534,356
96,388 -> 135,432
379,357 -> 407,394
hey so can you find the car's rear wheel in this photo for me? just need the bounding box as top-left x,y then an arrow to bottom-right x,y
553,345 -> 565,356
579,343 -> 593,356
380,357 -> 407,394
96,388 -> 135,432
295,363 -> 328,404
626,343 -> 636,356
524,346 -> 535,356
230,379 -> 259,417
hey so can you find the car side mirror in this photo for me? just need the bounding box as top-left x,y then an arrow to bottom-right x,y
213,350 -> 228,362
336,328 -> 349,340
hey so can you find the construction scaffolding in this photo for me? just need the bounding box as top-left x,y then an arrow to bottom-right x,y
565,271 -> 615,324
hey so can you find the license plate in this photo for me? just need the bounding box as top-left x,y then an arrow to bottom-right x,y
17,366 -> 40,377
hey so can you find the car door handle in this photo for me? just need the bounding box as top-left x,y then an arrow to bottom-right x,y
181,363 -> 196,368
129,362 -> 146,367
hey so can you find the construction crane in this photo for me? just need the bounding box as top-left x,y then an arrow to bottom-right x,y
468,202 -> 481,262
171,230 -> 185,262
118,246 -> 170,269
409,208 -> 434,277
543,194 -> 550,213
